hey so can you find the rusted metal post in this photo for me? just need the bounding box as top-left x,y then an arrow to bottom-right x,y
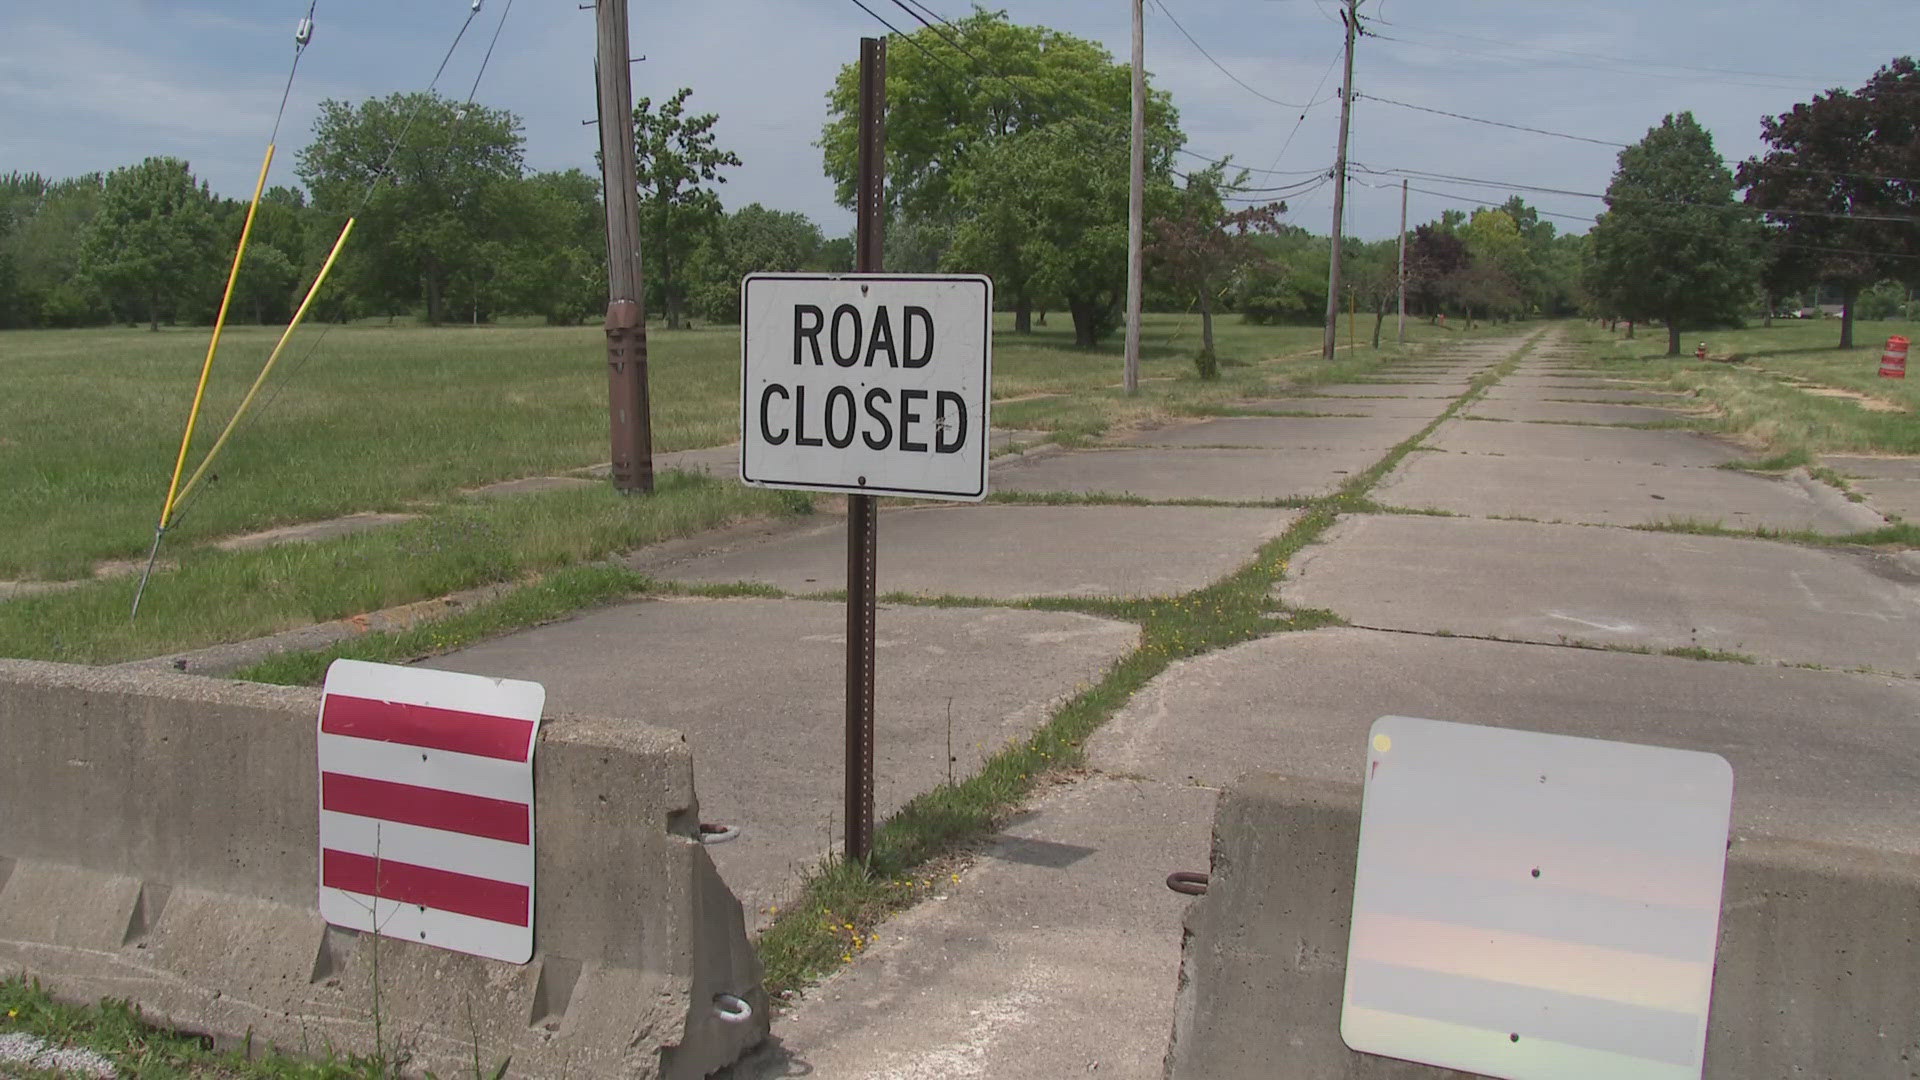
844,35 -> 885,864
595,0 -> 654,493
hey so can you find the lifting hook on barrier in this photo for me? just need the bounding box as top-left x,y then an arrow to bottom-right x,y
713,993 -> 754,1024
1166,871 -> 1210,896
698,822 -> 741,845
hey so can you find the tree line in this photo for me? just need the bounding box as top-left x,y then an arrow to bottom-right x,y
0,89 -> 841,332
3,16 -> 1910,356
1587,56 -> 1920,354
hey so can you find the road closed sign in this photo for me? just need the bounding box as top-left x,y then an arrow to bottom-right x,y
741,273 -> 992,500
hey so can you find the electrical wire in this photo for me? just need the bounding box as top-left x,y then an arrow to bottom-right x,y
168,2 -> 500,530
1263,44 -> 1343,176
464,0 -> 515,107
1149,0 -> 1316,108
1357,164 -> 1920,225
1369,15 -> 1850,89
1224,174 -> 1327,204
356,2 -> 484,211
270,0 -> 320,145
860,0 -> 1277,181
1355,93 -> 1626,147
1363,30 -> 1831,95
1399,181 -> 1920,263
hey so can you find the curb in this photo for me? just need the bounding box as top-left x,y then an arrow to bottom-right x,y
1790,467 -> 1890,533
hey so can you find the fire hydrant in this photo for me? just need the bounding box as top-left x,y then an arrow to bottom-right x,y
1696,342 -> 1708,360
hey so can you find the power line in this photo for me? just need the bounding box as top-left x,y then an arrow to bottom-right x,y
882,0 -> 1030,98
1364,31 -> 1830,95
1370,16 -> 1850,89
463,0 -> 515,107
1177,147 -> 1328,176
1216,171 -> 1335,196
1400,181 -> 1920,263
357,1 -> 484,210
1355,93 -> 1626,147
1356,93 -> 1920,187
1358,165 -> 1920,225
1149,0 -> 1315,108
850,0 -> 1275,182
270,0 -> 319,145
1224,175 -> 1327,204
1263,44 -> 1344,175
172,1 -> 499,528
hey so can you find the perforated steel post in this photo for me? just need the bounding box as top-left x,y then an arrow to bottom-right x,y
844,35 -> 886,863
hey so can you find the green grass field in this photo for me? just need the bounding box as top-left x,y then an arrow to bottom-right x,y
0,311 -> 1484,663
1574,318 -> 1920,456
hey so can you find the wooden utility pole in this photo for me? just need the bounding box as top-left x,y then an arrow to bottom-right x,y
844,36 -> 886,863
595,0 -> 654,493
1321,0 -> 1358,359
1124,0 -> 1145,394
1397,179 -> 1408,344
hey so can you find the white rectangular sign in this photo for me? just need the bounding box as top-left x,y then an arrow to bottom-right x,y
1343,716 -> 1734,1080
740,273 -> 992,501
317,659 -> 545,964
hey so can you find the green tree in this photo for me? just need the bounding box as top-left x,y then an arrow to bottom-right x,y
226,186 -> 313,325
822,10 -> 1179,330
1460,209 -> 1528,322
1232,224 -> 1329,325
632,87 -> 740,330
297,92 -> 524,324
1343,239 -> 1403,347
819,235 -> 855,273
79,157 -> 221,331
1145,166 -> 1285,371
948,118 -> 1177,346
19,175 -> 107,326
1858,280 -> 1910,320
501,169 -> 606,325
821,10 -> 1154,219
0,172 -> 48,327
1739,57 -> 1920,348
1753,227 -> 1812,326
685,203 -> 823,323
1589,112 -> 1758,356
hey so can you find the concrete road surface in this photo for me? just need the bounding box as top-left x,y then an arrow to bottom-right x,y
414,326 -> 1917,1079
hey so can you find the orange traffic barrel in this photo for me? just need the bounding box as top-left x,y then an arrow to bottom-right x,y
1882,336 -> 1909,379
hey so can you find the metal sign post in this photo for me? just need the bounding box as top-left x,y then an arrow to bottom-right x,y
846,36 -> 886,863
737,39 -> 991,865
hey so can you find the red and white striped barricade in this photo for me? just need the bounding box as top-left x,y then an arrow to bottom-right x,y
317,659 -> 545,964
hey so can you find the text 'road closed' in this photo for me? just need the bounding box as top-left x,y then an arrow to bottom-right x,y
741,275 -> 992,501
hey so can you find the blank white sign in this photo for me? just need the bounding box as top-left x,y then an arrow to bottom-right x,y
1342,716 -> 1733,1080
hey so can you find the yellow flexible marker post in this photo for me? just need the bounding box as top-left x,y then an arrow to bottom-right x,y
173,217 -> 356,510
159,143 -> 275,531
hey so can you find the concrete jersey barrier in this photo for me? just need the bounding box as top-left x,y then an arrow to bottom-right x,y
0,659 -> 766,1078
1166,771 -> 1920,1079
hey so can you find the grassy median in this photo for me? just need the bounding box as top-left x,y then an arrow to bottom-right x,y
1,313 -> 1480,663
1573,318 -> 1920,457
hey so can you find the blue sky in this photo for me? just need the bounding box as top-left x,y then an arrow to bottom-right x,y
1,1 -> 1911,240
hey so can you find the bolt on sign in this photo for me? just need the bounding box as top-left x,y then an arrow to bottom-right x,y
317,659 -> 545,964
1343,716 -> 1734,1080
740,273 -> 993,501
